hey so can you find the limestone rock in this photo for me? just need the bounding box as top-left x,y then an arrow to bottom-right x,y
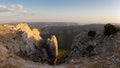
1,23 -> 41,57
47,35 -> 58,57
46,35 -> 58,64
0,23 -> 59,65
66,31 -> 120,67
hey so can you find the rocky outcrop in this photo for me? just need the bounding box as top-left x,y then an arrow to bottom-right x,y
46,35 -> 58,64
0,23 -> 59,65
66,32 -> 120,67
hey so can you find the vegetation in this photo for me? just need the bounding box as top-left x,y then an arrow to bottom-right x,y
82,45 -> 95,56
57,49 -> 70,60
104,23 -> 120,36
88,30 -> 96,37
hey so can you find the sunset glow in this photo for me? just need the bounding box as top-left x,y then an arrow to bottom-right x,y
0,0 -> 120,24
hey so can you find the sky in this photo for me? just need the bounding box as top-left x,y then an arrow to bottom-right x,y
0,0 -> 120,24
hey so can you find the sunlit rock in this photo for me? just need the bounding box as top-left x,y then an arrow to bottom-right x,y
46,35 -> 58,64
0,23 -> 60,66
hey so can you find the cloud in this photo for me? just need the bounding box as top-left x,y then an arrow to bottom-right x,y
21,10 -> 35,15
0,4 -> 33,15
9,4 -> 23,13
0,5 -> 8,12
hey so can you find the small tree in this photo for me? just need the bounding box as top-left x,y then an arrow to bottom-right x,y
88,30 -> 96,37
104,23 -> 120,36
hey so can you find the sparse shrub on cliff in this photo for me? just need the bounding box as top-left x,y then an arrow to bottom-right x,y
57,50 -> 69,60
82,45 -> 95,56
88,30 -> 96,37
104,23 -> 120,36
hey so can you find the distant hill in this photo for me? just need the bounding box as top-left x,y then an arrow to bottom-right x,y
28,22 -> 78,29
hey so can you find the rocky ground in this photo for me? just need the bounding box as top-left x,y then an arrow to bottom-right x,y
0,23 -> 60,68
64,31 -> 120,68
0,23 -> 120,68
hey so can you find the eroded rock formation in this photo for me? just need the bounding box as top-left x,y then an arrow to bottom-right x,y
0,23 -> 58,66
46,35 -> 58,64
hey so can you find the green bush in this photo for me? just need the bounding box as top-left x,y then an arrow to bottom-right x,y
104,24 -> 120,36
88,30 -> 96,37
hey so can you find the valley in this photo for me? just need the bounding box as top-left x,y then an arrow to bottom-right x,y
0,23 -> 120,68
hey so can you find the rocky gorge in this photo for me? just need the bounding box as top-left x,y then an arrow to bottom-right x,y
0,23 -> 120,68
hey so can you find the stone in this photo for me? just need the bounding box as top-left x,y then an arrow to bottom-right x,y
65,31 -> 120,67
45,35 -> 58,65
0,23 -> 59,65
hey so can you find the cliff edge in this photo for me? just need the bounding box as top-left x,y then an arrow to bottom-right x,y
0,23 -> 58,68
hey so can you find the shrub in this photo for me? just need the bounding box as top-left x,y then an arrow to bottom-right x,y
82,45 -> 95,56
57,50 -> 69,60
88,30 -> 96,37
104,23 -> 120,36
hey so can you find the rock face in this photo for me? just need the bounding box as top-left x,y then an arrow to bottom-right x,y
66,32 -> 120,67
46,35 -> 58,64
0,23 -> 59,66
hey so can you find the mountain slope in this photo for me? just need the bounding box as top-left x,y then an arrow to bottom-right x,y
65,31 -> 120,68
